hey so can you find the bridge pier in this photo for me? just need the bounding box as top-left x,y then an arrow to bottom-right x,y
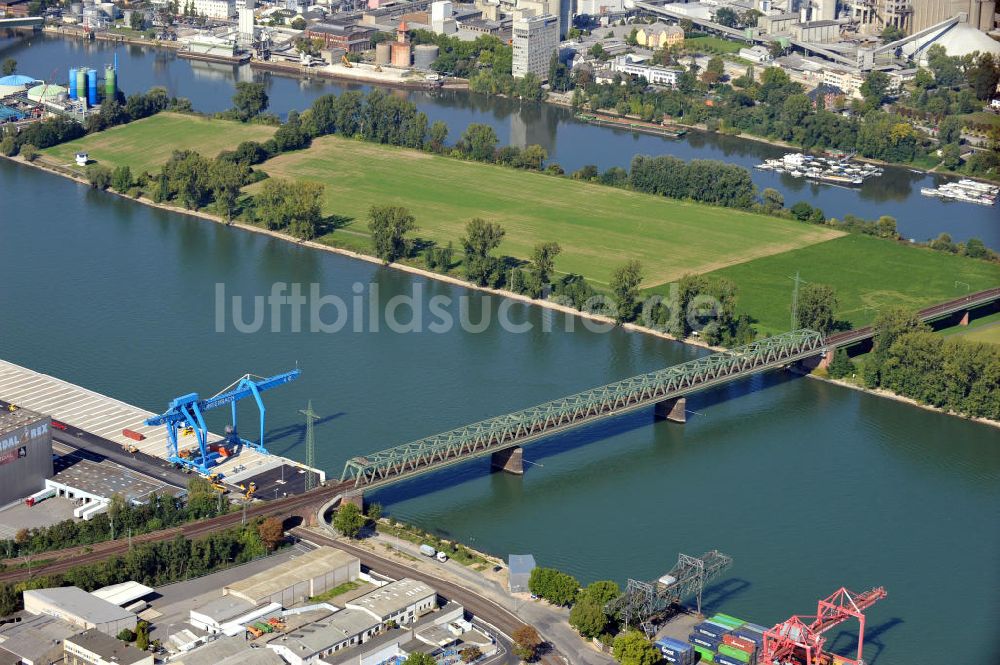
655,397 -> 687,423
959,310 -> 970,326
817,348 -> 836,370
342,491 -> 364,510
490,447 -> 524,475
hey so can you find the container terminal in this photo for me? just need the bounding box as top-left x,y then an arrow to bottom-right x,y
0,358 -> 325,512
611,551 -> 886,665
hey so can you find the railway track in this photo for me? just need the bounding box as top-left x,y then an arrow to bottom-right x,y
0,482 -> 350,583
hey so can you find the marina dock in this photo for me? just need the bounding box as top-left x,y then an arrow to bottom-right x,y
0,358 -> 325,485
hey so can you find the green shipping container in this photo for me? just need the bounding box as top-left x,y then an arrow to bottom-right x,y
711,614 -> 746,628
693,646 -> 715,663
718,644 -> 751,663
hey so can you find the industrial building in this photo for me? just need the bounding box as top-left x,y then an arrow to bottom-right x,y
264,609 -> 382,665
23,587 -> 137,637
345,578 -> 437,626
64,628 -> 153,665
0,406 -> 52,506
223,546 -> 361,606
512,13 -> 558,79
169,636 -> 286,665
306,21 -> 376,52
0,614 -> 78,665
847,0 -> 997,34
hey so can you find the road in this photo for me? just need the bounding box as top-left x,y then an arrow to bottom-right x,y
293,527 -> 564,665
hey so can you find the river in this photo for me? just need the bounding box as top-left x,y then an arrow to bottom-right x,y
2,154 -> 999,663
2,32 -> 999,249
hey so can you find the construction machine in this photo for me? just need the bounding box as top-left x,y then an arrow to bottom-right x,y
342,54 -> 353,68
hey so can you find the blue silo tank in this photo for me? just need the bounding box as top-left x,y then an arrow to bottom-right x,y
87,69 -> 97,106
68,68 -> 78,99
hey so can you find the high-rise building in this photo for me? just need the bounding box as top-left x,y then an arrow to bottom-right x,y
559,0 -> 574,39
238,0 -> 254,46
512,13 -> 559,79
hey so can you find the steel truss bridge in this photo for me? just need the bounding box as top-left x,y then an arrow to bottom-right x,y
341,329 -> 825,489
608,551 -> 734,638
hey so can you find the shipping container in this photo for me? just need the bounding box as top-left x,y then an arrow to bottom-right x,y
714,653 -> 746,665
710,614 -> 745,629
689,633 -> 721,650
696,620 -> 731,638
743,623 -> 768,634
732,629 -> 764,646
123,428 -> 145,441
722,634 -> 757,653
693,645 -> 715,663
718,644 -> 751,663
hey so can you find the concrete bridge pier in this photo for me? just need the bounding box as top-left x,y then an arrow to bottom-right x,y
959,310 -> 970,326
655,397 -> 687,423
490,446 -> 524,475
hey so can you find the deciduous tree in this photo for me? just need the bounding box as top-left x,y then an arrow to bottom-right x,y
333,503 -> 366,538
612,630 -> 661,665
610,260 -> 643,323
368,205 -> 417,263
512,624 -> 543,662
795,283 -> 839,335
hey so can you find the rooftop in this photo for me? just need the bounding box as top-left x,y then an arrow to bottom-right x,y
0,614 -> 77,662
66,628 -> 149,665
226,547 -> 359,603
346,579 -> 435,620
50,457 -> 181,503
0,406 -> 46,437
24,587 -> 136,625
508,554 -> 536,575
191,595 -> 257,623
173,635 -> 285,665
264,608 -> 378,656
90,581 -> 154,607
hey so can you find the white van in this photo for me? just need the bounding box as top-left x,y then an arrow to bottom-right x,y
436,551 -> 449,562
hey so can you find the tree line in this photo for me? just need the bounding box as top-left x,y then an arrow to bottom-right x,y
526,565 -> 665,664
856,308 -> 1000,420
0,478 -> 228,558
0,520 -> 278,617
1,86 -> 191,159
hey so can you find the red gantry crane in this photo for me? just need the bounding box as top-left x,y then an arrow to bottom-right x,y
760,586 -> 887,665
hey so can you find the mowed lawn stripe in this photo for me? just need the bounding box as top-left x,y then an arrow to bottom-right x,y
703,234 -> 1000,334
42,113 -> 277,175
255,135 -> 841,287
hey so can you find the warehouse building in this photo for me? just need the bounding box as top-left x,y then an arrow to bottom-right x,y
345,579 -> 437,627
64,628 -> 153,665
0,407 -> 53,505
224,547 -> 360,606
23,587 -> 137,637
264,609 -> 382,665
0,614 -> 78,665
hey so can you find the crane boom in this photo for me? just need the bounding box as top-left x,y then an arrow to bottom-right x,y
145,369 -> 301,475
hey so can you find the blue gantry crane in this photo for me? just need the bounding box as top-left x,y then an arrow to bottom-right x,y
145,369 -> 301,475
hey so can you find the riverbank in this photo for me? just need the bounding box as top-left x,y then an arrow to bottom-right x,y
806,371 -> 1000,430
8,150 -> 999,429
4,151 -> 720,353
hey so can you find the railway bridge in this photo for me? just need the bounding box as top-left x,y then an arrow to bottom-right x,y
340,329 -> 827,497
817,286 -> 1000,367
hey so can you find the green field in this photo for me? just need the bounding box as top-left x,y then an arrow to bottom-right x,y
41,113 -> 276,175
702,234 -> 1000,334
254,135 -> 840,287
684,35 -> 745,54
